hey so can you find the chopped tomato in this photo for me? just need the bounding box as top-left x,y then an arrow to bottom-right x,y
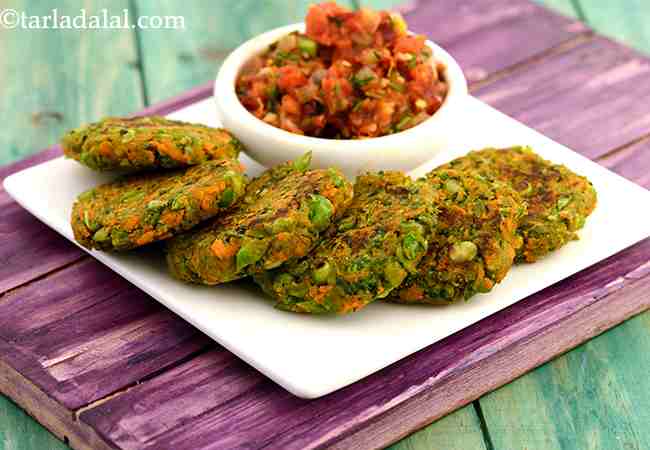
235,2 -> 448,138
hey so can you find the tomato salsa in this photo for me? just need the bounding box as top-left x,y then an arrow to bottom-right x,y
235,2 -> 448,139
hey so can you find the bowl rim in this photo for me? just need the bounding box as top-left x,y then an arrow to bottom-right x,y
214,23 -> 468,153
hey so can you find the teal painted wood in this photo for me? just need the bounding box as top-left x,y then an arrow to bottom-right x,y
479,311 -> 650,450
387,405 -> 488,450
0,0 -> 144,166
133,0 -> 354,103
578,0 -> 650,54
0,395 -> 68,450
534,0 -> 580,18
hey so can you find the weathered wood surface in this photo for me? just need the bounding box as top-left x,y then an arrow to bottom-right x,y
0,258 -> 210,410
135,0 -> 355,104
1,0 -> 650,449
404,0 -> 588,83
0,0 -> 144,167
578,0 -> 650,55
0,0 -> 144,295
0,185 -> 82,294
78,239 -> 650,450
0,395 -> 68,450
474,36 -> 650,159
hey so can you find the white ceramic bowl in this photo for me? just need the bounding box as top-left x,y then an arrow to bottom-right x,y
215,23 -> 468,177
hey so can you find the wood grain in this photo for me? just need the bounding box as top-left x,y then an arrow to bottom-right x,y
0,185 -> 83,294
600,139 -> 650,189
387,405 -> 488,450
533,0 -> 580,18
479,306 -> 650,450
77,238 -> 650,450
0,0 -> 144,167
579,0 -> 650,55
134,0 -> 354,103
403,0 -> 587,83
0,395 -> 68,450
0,258 -> 211,410
0,340 -> 115,450
474,36 -> 650,160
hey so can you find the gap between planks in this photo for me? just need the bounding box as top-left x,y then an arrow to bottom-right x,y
72,343 -> 215,420
0,255 -> 88,304
469,30 -> 594,91
593,130 -> 650,162
64,237 -> 650,445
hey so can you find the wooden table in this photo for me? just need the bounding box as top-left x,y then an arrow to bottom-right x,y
1,1 -> 649,448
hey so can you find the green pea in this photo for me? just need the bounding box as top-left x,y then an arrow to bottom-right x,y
219,188 -> 235,207
298,37 -> 318,57
235,239 -> 269,271
444,179 -> 462,194
327,168 -> 345,187
557,196 -> 571,210
293,151 -> 312,172
308,195 -> 334,231
83,211 -> 99,231
111,229 -> 130,248
224,170 -> 245,195
450,241 -> 477,263
313,262 -> 333,283
401,220 -> 425,237
272,217 -> 294,233
402,232 -> 424,260
93,227 -> 110,242
78,188 -> 96,202
383,261 -> 406,288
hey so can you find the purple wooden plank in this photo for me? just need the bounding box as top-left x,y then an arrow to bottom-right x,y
404,0 -> 587,83
0,258 -> 210,410
80,238 -> 650,450
600,140 -> 650,189
0,186 -> 83,293
475,36 -> 650,160
0,338 -> 114,450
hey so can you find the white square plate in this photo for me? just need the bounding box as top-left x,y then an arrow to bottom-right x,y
5,96 -> 650,398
